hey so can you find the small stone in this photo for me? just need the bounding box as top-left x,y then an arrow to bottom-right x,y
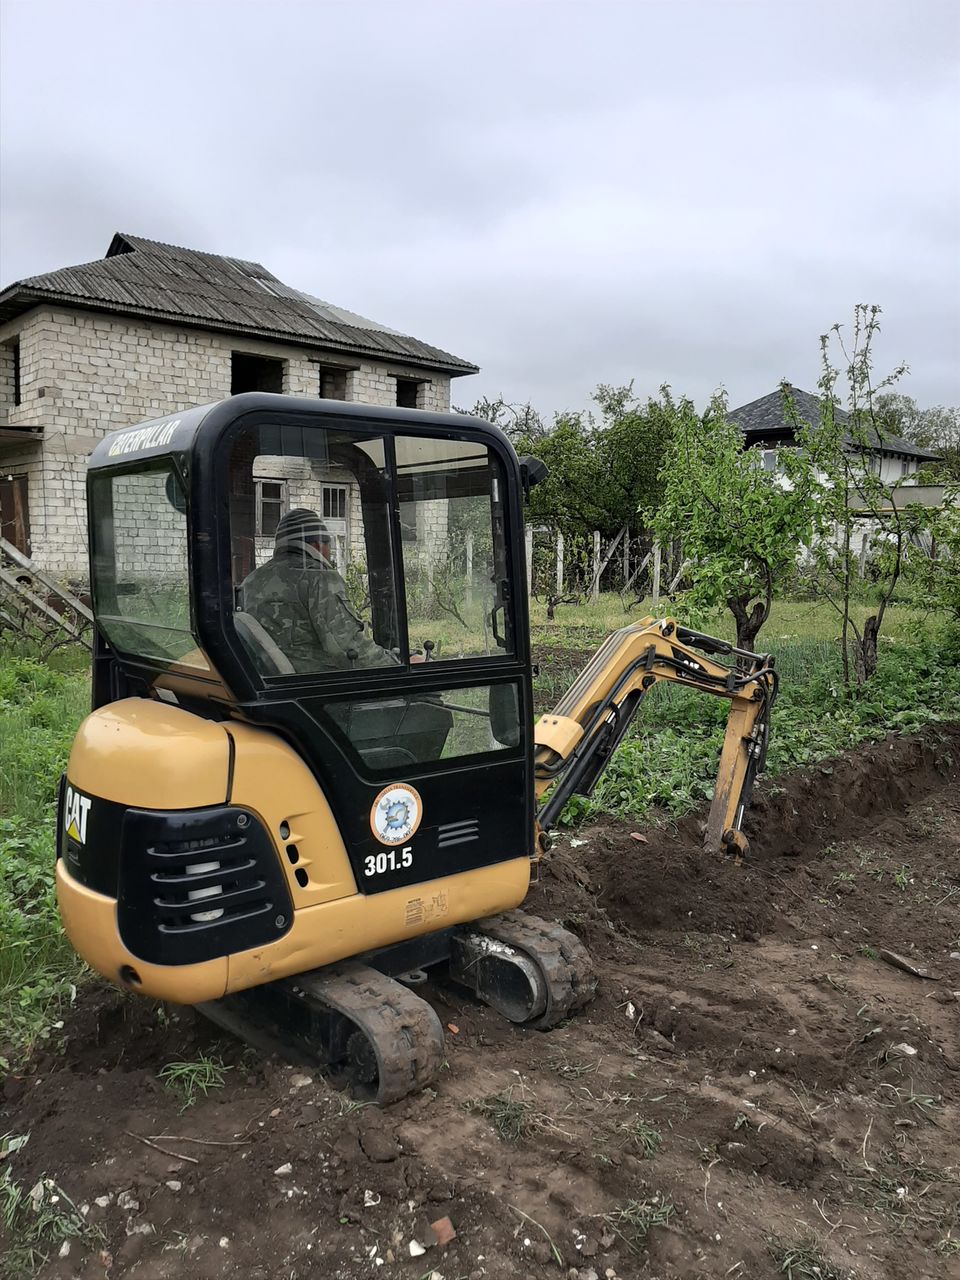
274,1163 -> 293,1176
290,1073 -> 313,1089
116,1191 -> 139,1212
359,1126 -> 401,1163
58,1242 -> 71,1258
219,1236 -> 230,1248
887,1042 -> 918,1059
409,1239 -> 427,1257
125,1220 -> 154,1238
165,1180 -> 182,1192
429,1215 -> 457,1247
94,1194 -> 112,1208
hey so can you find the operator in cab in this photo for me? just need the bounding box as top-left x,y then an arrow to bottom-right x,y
241,507 -> 399,673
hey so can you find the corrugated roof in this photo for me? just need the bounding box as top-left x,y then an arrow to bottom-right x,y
729,386 -> 940,461
0,232 -> 478,376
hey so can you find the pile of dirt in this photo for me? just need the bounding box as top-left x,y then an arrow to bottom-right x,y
3,725 -> 960,1280
533,724 -> 960,951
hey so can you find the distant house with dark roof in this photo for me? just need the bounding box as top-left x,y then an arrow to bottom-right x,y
0,233 -> 477,575
729,385 -> 940,486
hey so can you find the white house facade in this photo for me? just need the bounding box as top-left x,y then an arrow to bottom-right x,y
0,234 -> 477,579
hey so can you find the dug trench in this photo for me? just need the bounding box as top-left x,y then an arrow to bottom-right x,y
3,726 -> 960,1280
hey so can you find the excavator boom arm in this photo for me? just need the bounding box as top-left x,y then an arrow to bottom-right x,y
534,617 -> 777,854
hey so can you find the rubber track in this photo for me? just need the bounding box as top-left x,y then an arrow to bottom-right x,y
469,910 -> 597,1029
295,963 -> 444,1106
199,963 -> 444,1106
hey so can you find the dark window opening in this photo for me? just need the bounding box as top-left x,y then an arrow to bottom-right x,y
321,484 -> 347,521
319,367 -> 348,400
400,505 -> 418,542
0,474 -> 30,554
2,339 -> 21,407
396,378 -> 421,409
256,479 -> 288,536
231,352 -> 285,395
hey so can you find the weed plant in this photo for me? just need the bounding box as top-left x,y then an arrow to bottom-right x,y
158,1053 -> 230,1109
0,657 -> 89,1057
0,1164 -> 101,1278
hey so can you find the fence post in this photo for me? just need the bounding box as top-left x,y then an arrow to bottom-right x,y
652,542 -> 662,609
465,532 -> 474,605
591,530 -> 601,603
556,532 -> 564,594
525,525 -> 534,593
858,529 -> 871,578
622,525 -> 629,588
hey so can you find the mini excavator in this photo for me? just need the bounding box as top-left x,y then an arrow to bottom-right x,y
56,394 -> 776,1103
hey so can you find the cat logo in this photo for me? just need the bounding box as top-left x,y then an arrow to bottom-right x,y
64,786 -> 92,845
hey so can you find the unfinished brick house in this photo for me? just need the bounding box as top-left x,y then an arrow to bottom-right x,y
0,233 -> 477,578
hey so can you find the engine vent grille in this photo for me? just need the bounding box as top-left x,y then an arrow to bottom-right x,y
118,806 -> 292,966
437,818 -> 479,849
147,832 -> 267,932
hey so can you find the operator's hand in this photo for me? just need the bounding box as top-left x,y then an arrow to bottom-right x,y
410,653 -> 426,664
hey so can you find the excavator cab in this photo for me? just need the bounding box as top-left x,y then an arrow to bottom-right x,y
87,389 -> 537,875
84,394 -> 534,895
57,393 -> 775,1102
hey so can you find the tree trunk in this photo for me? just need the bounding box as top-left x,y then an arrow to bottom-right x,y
727,597 -> 767,653
851,614 -> 880,683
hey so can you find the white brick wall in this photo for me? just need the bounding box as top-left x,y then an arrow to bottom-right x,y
0,306 -> 459,577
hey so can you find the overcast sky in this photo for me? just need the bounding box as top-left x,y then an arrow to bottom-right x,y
1,0 -> 958,418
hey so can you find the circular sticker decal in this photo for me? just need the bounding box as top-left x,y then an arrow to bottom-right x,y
370,784 -> 423,846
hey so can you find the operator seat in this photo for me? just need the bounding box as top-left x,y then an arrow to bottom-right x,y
233,610 -> 295,677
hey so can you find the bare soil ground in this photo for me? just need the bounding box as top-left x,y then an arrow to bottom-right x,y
4,726 -> 960,1280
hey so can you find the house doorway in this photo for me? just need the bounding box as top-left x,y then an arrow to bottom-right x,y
0,474 -> 30,555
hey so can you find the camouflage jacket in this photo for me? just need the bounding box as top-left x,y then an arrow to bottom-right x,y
240,548 -> 397,674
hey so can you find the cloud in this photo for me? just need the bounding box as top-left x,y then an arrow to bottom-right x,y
1,0 -> 957,416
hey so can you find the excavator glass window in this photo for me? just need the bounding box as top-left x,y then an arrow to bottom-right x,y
89,463 -> 209,670
226,421 -> 515,679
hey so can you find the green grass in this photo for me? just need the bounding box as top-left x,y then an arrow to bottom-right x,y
603,1195 -> 675,1253
770,1238 -> 854,1280
615,1115 -> 662,1158
0,1162 -> 102,1279
0,655 -> 90,1058
158,1053 -> 230,1109
464,1088 -> 546,1142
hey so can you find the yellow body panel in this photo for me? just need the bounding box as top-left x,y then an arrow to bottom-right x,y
56,860 -> 229,1001
56,854 -> 529,1003
225,856 -> 530,994
68,698 -> 230,810
533,714 -> 584,760
225,721 -> 357,907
